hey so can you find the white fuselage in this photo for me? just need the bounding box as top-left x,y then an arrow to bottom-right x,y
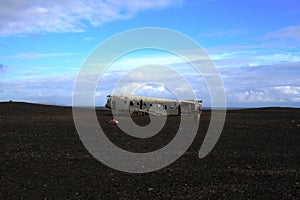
105,94 -> 202,116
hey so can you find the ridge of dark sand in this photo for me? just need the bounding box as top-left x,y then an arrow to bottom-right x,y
1,102 -> 299,199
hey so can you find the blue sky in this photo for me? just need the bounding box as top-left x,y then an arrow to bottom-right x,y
0,0 -> 300,107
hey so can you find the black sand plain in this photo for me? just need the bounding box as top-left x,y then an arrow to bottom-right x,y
1,102 -> 299,199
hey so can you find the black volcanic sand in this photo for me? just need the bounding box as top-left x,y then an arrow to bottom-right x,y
1,102 -> 299,199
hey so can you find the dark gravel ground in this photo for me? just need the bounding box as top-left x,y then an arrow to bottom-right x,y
1,102 -> 300,199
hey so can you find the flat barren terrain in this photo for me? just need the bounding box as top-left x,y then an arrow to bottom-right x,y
1,102 -> 299,199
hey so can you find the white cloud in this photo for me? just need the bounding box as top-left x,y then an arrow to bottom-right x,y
291,97 -> 300,102
274,86 -> 300,95
231,90 -> 278,103
199,29 -> 243,38
209,51 -> 300,68
113,82 -> 143,95
221,62 -> 300,106
229,86 -> 300,105
137,84 -> 166,93
2,51 -> 79,59
264,25 -> 300,41
116,83 -> 178,100
83,37 -> 94,41
2,49 -> 300,107
0,0 -> 181,36
0,73 -> 76,105
118,56 -> 183,67
204,25 -> 300,68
